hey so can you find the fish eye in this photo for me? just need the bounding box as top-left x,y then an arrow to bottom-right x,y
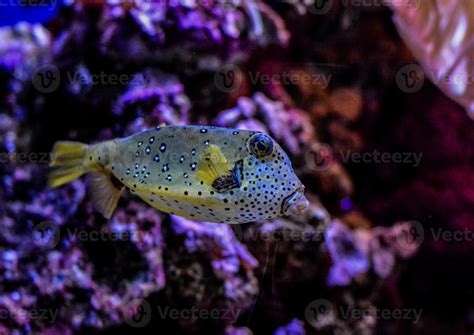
248,133 -> 274,158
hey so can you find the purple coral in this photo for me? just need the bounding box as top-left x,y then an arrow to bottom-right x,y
110,69 -> 191,136
325,220 -> 370,286
0,157 -> 167,332
162,215 -> 258,332
58,0 -> 289,70
325,221 -> 421,285
0,22 -> 51,83
214,92 -> 316,157
274,318 -> 306,335
168,215 -> 258,296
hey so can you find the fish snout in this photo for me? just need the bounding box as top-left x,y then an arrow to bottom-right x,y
282,187 -> 310,217
287,195 -> 310,216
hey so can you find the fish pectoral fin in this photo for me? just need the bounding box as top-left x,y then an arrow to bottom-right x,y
212,159 -> 243,193
88,172 -> 124,219
196,145 -> 232,186
196,146 -> 243,193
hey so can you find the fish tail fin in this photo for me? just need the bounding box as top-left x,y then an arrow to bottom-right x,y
48,141 -> 89,188
49,140 -> 123,219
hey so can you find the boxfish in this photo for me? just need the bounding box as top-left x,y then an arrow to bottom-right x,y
48,125 -> 309,223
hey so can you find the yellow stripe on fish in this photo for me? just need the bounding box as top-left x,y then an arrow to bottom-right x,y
48,125 -> 308,223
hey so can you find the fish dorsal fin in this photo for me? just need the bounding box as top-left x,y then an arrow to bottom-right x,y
88,172 -> 124,219
197,145 -> 231,186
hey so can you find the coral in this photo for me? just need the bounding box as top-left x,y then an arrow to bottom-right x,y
274,318 -> 306,335
0,23 -> 51,119
0,171 -> 166,332
162,216 -> 258,331
325,220 -> 419,286
0,113 -> 21,161
53,0 -> 289,72
101,0 -> 289,69
0,165 -> 88,333
325,220 -> 370,286
214,92 -> 315,158
0,22 -> 51,83
109,69 -> 191,137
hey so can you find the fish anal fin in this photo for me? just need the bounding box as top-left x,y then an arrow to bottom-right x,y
89,172 -> 124,219
197,145 -> 231,186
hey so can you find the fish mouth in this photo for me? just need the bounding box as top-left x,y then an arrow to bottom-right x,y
281,186 -> 309,217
